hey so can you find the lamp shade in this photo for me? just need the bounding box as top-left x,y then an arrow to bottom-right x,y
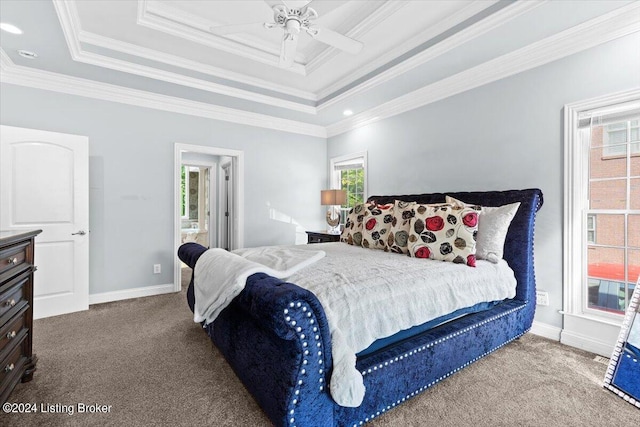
320,189 -> 347,206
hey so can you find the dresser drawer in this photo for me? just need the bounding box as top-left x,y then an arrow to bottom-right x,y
0,242 -> 28,278
0,308 -> 28,358
0,273 -> 29,323
0,337 -> 27,392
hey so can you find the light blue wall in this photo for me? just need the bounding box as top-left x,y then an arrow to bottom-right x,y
327,33 -> 640,329
2,32 -> 638,323
0,85 -> 327,294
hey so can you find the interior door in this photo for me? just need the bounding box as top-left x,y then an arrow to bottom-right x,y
0,125 -> 89,319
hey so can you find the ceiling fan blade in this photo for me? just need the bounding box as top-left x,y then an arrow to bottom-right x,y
264,0 -> 285,9
279,33 -> 299,68
210,22 -> 268,35
307,26 -> 363,55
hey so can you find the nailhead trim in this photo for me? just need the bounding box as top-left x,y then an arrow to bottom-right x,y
360,304 -> 525,378
283,301 -> 325,427
352,328 -> 528,427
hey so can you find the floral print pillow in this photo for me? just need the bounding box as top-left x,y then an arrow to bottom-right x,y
387,200 -> 415,254
387,201 -> 453,254
361,203 -> 394,250
340,203 -> 367,246
408,204 -> 480,266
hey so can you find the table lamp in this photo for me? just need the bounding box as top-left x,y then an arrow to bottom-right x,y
320,189 -> 346,234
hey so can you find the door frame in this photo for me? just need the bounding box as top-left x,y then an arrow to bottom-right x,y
219,159 -> 233,251
174,143 -> 244,292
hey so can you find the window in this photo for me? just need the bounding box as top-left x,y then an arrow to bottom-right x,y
565,92 -> 640,326
563,91 -> 640,354
586,112 -> 639,316
330,152 -> 367,224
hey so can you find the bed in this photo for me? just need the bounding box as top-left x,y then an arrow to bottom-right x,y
178,189 -> 543,427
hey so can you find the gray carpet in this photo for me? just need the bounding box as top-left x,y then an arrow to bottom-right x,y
4,269 -> 638,426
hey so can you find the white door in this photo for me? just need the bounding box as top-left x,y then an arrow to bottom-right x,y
0,125 -> 89,319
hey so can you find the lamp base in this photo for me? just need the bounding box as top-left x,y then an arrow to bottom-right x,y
326,209 -> 341,235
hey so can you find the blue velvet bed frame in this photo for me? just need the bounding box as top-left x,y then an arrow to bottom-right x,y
178,189 -> 543,427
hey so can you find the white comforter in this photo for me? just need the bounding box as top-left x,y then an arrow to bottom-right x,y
285,243 -> 516,407
195,243 -> 516,408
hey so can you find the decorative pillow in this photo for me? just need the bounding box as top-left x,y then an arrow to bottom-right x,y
361,203 -> 394,250
408,204 -> 479,266
387,201 -> 452,254
445,196 -> 520,263
387,200 -> 415,254
340,203 -> 367,246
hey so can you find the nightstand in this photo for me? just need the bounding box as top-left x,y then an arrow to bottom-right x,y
305,231 -> 341,244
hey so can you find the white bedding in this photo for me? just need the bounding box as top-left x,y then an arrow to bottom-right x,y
194,242 -> 516,408
285,242 -> 516,407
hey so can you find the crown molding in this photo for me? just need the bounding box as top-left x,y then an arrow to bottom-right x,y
53,0 -> 317,114
317,0 -> 541,109
326,2 -> 640,137
78,31 -> 317,102
0,49 -> 326,139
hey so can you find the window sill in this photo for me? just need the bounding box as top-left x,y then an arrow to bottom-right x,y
560,310 -> 623,328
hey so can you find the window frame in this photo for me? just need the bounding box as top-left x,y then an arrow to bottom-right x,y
563,89 -> 640,355
329,151 -> 368,223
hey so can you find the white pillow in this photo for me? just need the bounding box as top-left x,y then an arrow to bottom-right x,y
445,196 -> 520,263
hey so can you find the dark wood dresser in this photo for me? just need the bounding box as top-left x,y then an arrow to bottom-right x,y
0,229 -> 41,404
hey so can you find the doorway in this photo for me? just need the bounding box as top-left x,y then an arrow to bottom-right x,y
174,144 -> 244,292
180,163 -> 214,248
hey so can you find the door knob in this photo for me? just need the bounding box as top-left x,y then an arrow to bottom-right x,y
71,230 -> 86,236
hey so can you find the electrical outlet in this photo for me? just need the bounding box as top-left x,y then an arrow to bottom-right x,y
536,291 -> 549,306
153,264 -> 161,274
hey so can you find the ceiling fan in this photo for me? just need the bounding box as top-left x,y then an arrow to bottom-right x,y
209,0 -> 364,68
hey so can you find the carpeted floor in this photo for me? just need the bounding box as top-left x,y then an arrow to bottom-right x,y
4,268 -> 638,426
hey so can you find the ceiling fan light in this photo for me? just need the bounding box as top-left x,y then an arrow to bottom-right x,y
285,19 -> 301,34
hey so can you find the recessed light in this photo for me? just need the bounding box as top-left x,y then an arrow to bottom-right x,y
343,110 -> 353,116
17,50 -> 38,59
0,22 -> 23,35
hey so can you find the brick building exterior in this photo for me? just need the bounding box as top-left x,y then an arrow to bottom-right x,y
587,122 -> 639,311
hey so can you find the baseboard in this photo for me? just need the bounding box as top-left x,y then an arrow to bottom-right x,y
529,321 -> 562,341
560,329 -> 614,357
89,283 -> 175,305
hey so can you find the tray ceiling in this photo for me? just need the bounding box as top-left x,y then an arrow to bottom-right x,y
1,0 -> 638,136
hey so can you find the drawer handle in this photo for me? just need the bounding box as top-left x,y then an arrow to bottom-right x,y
4,363 -> 14,373
8,257 -> 18,265
4,299 -> 16,307
6,330 -> 16,339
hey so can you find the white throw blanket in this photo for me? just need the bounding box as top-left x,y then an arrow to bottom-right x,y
193,246 -> 325,324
